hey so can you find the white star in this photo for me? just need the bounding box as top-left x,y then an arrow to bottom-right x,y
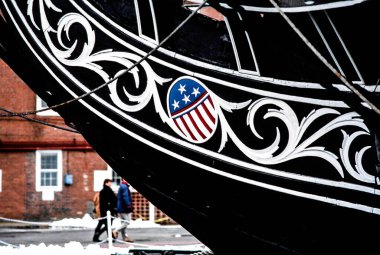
172,100 -> 180,110
182,94 -> 191,104
178,84 -> 186,95
191,87 -> 201,97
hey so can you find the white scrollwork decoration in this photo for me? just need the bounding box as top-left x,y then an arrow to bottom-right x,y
212,97 -> 374,181
340,130 -> 378,184
30,1 -> 171,113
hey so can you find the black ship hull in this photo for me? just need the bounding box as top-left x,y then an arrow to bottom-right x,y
1,1 -> 380,254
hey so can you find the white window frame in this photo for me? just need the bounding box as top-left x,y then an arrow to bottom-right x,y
36,150 -> 63,192
107,165 -> 122,192
36,96 -> 60,116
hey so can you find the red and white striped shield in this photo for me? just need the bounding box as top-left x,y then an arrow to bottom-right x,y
167,76 -> 218,143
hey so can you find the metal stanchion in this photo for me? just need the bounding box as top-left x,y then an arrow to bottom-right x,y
106,210 -> 113,249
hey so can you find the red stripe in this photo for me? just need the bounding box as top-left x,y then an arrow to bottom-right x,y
174,119 -> 185,136
180,116 -> 197,141
195,107 -> 212,133
188,113 -> 206,139
201,99 -> 215,123
208,97 -> 214,108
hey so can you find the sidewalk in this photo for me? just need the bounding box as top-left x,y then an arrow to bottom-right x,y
0,219 -> 204,247
0,226 -> 209,255
0,215 -> 211,255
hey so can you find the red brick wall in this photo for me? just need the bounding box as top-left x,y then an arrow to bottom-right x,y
0,61 -> 86,145
0,150 -> 108,220
23,151 -> 107,221
0,152 -> 26,218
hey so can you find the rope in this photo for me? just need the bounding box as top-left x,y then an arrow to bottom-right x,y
154,216 -> 172,223
267,0 -> 380,117
0,0 -> 209,118
115,212 -> 171,223
190,251 -> 214,255
0,240 -> 19,248
0,107 -> 79,133
0,216 -> 51,226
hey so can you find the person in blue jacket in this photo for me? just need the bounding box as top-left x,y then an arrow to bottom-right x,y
113,178 -> 134,242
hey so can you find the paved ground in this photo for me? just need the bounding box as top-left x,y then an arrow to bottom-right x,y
0,224 -> 206,250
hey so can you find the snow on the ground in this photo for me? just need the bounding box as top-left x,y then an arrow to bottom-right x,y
0,242 -> 120,255
0,214 -> 176,255
48,213 -> 162,229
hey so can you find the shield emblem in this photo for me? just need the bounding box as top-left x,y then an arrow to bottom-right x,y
167,76 -> 218,143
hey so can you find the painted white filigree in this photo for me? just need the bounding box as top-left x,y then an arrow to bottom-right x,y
211,97 -> 374,180
340,130 -> 377,183
30,1 -> 171,113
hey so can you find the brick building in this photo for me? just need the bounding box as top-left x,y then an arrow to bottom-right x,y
0,59 -> 174,223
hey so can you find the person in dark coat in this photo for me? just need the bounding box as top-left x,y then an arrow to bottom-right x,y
92,178 -> 117,242
112,178 -> 134,242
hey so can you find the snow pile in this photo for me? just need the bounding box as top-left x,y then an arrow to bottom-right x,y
48,214 -> 163,229
0,242 -> 119,255
49,214 -> 98,229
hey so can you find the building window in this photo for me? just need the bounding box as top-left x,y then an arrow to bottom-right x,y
36,150 -> 63,191
112,170 -> 122,186
106,165 -> 122,186
36,96 -> 60,116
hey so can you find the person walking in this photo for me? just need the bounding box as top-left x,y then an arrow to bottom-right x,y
92,178 -> 117,242
113,178 -> 134,242
92,191 -> 100,219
